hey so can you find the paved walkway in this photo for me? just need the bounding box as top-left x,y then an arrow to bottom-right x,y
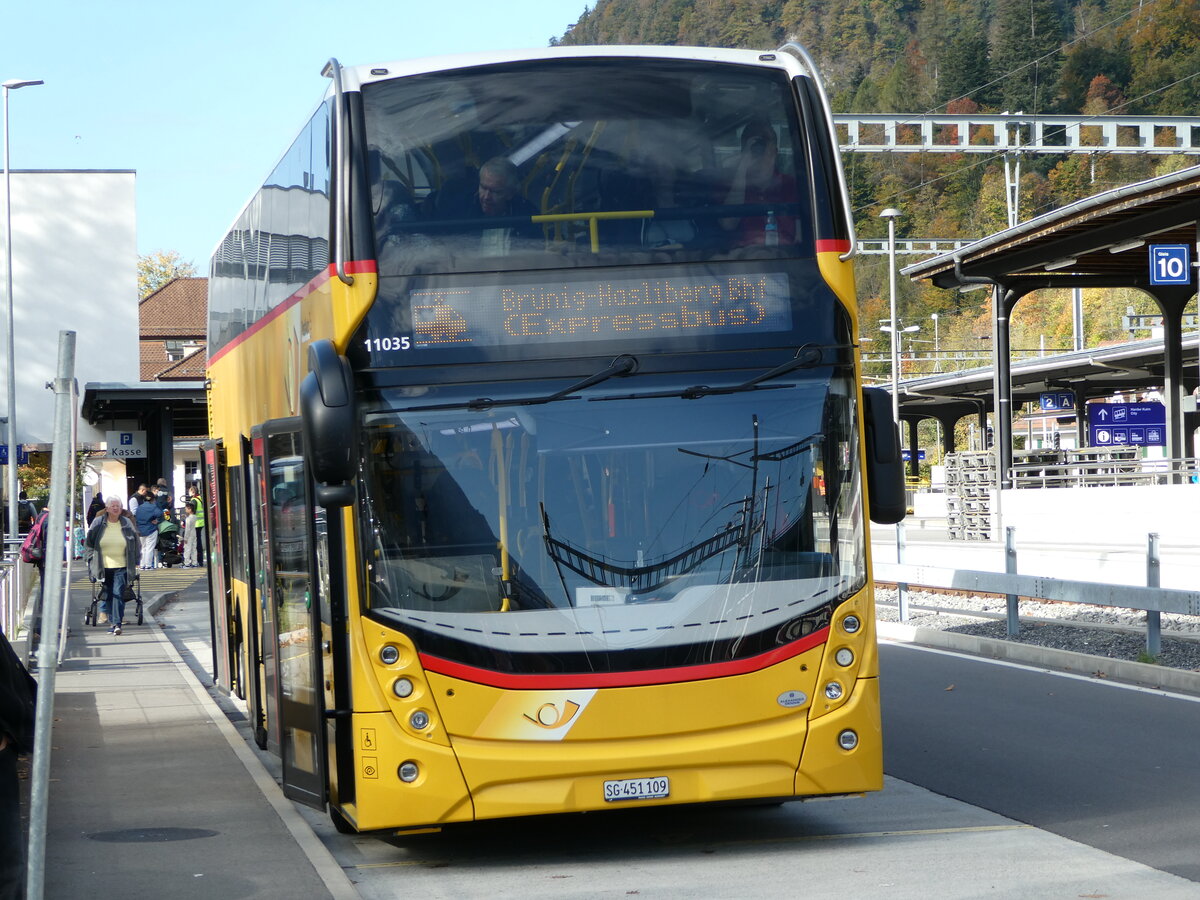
23,566 -> 357,898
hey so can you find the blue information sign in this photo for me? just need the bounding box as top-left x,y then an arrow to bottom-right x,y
900,449 -> 927,462
1149,244 -> 1191,286
1039,391 -> 1075,412
1087,401 -> 1166,447
0,445 -> 28,465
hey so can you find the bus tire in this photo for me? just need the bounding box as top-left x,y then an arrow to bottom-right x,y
329,806 -> 356,834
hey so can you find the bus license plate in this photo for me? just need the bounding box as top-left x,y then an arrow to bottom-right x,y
603,776 -> 670,802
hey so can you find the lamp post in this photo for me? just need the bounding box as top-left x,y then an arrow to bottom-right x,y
879,207 -> 901,425
3,77 -> 42,543
930,312 -> 940,373
881,323 -> 920,372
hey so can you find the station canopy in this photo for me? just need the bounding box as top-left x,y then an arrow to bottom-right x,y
899,163 -> 1200,475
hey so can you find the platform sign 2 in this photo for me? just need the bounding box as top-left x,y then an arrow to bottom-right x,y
1149,244 -> 1191,286
1039,391 -> 1075,412
1087,401 -> 1166,447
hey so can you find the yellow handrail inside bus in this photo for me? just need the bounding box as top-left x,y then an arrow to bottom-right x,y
491,426 -> 511,612
531,210 -> 655,252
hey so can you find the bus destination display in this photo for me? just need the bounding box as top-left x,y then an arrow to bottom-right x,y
404,272 -> 792,350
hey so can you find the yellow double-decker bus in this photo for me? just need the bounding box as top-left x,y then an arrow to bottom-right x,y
203,44 -> 905,834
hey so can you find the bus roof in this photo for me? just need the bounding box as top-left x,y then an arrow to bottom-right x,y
335,45 -> 814,92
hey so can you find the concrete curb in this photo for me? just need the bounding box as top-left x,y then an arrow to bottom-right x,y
878,621 -> 1200,696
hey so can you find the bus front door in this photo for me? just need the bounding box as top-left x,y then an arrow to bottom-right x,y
201,442 -> 234,694
261,421 -> 327,809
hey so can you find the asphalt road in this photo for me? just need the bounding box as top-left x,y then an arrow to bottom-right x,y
879,640 -> 1200,882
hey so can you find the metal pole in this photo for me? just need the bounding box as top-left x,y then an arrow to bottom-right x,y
896,520 -> 908,623
1072,287 -> 1084,352
1146,532 -> 1161,658
56,378 -> 79,665
888,216 -> 900,426
2,78 -> 42,545
932,312 -> 940,373
3,85 -> 16,545
1005,525 -> 1019,637
26,330 -> 76,900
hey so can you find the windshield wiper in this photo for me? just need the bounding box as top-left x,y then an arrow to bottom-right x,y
402,354 -> 638,412
593,343 -> 845,402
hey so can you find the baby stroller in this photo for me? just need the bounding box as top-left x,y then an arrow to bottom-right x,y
85,573 -> 143,627
157,520 -> 183,567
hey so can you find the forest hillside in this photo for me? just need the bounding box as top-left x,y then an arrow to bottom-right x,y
554,0 -> 1200,378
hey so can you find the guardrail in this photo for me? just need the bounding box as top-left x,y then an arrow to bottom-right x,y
1010,456 -> 1200,489
1,537 -> 31,658
0,557 -> 21,638
876,528 -> 1194,657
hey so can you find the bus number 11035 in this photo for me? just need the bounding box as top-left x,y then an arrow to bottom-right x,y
364,336 -> 412,352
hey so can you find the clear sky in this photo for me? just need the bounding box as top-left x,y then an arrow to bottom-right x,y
4,1 -> 583,271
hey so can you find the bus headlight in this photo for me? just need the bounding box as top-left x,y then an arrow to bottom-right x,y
834,648 -> 854,667
380,645 -> 400,665
838,730 -> 859,750
824,681 -> 844,700
409,710 -> 430,730
398,762 -> 419,783
842,615 -> 861,634
392,677 -> 414,698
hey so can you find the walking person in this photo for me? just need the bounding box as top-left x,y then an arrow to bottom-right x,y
86,492 -> 105,523
85,497 -> 139,636
134,493 -> 161,570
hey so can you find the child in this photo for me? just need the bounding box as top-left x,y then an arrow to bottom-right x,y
183,503 -> 198,567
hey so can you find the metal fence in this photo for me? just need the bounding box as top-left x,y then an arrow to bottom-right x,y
1010,455 -> 1200,488
876,527 -> 1198,657
0,537 -> 32,656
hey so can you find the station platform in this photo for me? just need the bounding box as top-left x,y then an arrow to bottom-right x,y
20,567 -> 357,899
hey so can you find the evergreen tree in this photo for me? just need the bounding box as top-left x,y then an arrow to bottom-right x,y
939,32 -> 991,106
988,0 -> 1066,112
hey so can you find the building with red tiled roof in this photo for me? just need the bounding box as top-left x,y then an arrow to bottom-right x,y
140,277 -> 207,381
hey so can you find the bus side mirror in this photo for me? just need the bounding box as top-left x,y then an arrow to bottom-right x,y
862,387 -> 906,524
301,339 -> 357,508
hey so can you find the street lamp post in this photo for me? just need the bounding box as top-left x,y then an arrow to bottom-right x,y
931,312 -> 940,373
879,207 -> 901,425
3,77 -> 42,543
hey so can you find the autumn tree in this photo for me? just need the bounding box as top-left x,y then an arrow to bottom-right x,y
138,250 -> 198,299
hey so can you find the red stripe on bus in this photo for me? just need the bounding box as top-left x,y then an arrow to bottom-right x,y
418,628 -> 830,689
206,260 -> 378,366
815,239 -> 851,253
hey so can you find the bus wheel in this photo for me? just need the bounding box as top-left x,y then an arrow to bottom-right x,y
329,806 -> 356,835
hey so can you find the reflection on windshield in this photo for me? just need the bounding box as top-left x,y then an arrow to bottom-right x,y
363,59 -> 812,276
358,372 -> 865,671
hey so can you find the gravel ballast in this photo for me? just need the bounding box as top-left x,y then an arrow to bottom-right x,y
876,586 -> 1200,673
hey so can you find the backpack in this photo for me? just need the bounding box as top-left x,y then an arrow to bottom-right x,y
19,510 -> 48,563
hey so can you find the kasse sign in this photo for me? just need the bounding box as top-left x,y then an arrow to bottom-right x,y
106,430 -> 147,459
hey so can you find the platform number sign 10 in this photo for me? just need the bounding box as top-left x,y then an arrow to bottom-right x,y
1149,244 -> 1191,286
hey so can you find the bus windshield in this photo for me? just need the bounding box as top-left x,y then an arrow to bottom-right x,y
357,367 -> 864,674
362,58 -> 813,278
